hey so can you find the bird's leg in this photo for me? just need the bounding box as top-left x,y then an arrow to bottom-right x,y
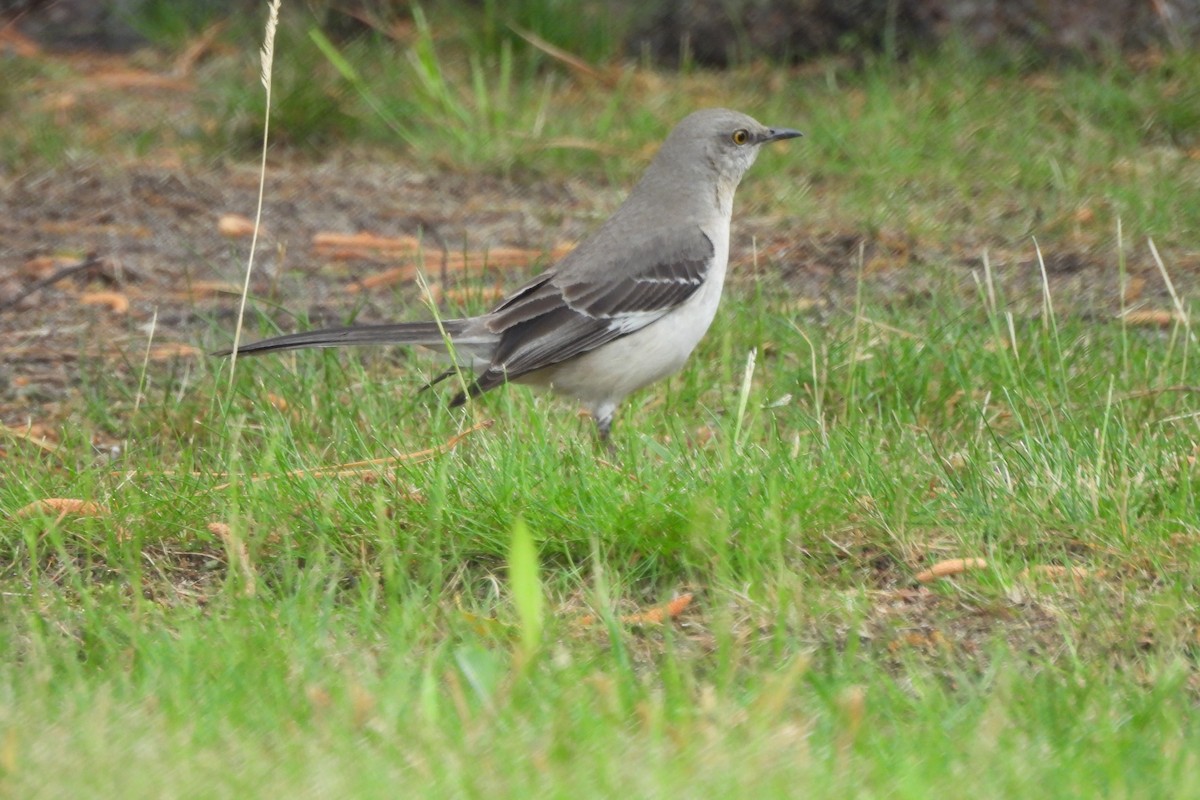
593,406 -> 617,455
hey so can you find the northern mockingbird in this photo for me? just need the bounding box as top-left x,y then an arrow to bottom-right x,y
220,108 -> 801,441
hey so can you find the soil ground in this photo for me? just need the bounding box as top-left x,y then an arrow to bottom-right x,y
5,157 -> 1193,432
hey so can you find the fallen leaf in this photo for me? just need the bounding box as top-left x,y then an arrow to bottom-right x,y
2,424 -> 61,454
313,230 -> 574,292
346,245 -> 574,292
179,280 -> 242,297
79,291 -> 130,314
1122,309 -> 1185,327
629,592 -> 694,624
217,214 -> 256,238
313,231 -> 425,258
915,558 -> 987,583
577,592 -> 694,628
20,255 -> 78,280
147,343 -> 203,360
1122,275 -> 1146,304
345,265 -> 421,291
14,499 -> 108,519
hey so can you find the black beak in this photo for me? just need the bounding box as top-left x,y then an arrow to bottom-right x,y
763,127 -> 803,143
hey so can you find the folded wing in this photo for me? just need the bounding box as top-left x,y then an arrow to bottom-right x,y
452,227 -> 714,402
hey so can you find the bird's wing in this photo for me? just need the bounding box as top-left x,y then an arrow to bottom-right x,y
455,228 -> 714,399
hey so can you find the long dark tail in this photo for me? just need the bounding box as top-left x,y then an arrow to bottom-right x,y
214,320 -> 470,357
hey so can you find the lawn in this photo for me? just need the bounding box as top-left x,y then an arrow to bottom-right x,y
2,7 -> 1199,797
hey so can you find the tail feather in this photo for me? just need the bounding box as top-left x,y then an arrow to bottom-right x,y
215,320 -> 470,357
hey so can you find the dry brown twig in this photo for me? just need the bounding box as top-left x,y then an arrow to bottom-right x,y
208,419 -> 494,491
914,558 -> 988,583
576,593 -> 695,628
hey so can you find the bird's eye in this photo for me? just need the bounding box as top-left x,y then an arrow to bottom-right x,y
731,129 -> 750,146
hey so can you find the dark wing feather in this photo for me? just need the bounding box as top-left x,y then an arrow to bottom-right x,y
561,233 -> 713,317
449,228 -> 715,402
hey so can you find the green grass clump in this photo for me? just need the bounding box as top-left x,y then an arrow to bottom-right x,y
4,259 -> 1199,795
5,13 -> 1198,251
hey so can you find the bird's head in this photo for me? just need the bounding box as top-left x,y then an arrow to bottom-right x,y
676,108 -> 801,176
646,108 -> 803,204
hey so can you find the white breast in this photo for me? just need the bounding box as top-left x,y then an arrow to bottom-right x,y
526,221 -> 731,417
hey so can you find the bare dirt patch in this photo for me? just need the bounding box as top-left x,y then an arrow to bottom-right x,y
6,158 -> 1193,433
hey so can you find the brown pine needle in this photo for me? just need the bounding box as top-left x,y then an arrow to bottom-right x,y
209,419 -> 493,491
915,558 -> 987,583
508,24 -> 614,86
2,424 -> 62,456
14,498 -> 108,519
577,592 -> 695,628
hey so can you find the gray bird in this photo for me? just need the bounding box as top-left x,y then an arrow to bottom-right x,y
219,108 -> 801,442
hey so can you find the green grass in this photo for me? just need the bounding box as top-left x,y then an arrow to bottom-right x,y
4,266 -> 1199,795
4,11 -> 1200,796
5,13 -> 1198,250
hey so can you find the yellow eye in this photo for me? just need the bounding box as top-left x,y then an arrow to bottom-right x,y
731,129 -> 750,145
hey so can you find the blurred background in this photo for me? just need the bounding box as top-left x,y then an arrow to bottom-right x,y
7,0 -> 1200,62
